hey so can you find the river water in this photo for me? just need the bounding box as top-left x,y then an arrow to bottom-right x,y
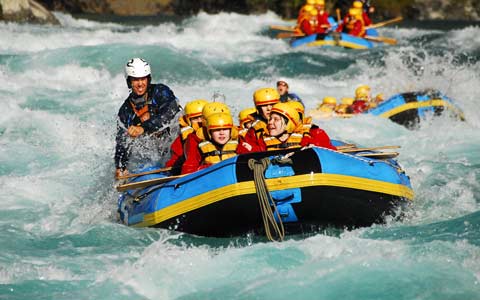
0,12 -> 479,299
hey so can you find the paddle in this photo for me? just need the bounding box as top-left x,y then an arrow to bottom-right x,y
276,32 -> 305,39
356,152 -> 399,159
116,174 -> 187,192
116,167 -> 172,180
270,25 -> 297,32
364,35 -> 397,45
366,16 -> 403,29
339,145 -> 400,153
335,143 -> 357,150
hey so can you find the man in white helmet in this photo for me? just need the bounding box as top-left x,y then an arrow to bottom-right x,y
114,58 -> 181,179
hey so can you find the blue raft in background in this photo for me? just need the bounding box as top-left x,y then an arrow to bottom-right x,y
368,89 -> 465,129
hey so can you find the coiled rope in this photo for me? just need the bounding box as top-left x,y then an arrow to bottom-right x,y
248,157 -> 285,242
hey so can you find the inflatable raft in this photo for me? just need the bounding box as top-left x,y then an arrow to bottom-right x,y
117,145 -> 413,238
291,28 -> 379,49
310,90 -> 465,129
367,90 -> 465,129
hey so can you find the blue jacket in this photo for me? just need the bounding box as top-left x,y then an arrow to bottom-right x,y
114,83 -> 181,169
280,92 -> 304,106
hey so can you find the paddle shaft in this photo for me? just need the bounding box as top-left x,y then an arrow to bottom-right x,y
116,167 -> 173,180
116,174 -> 187,192
364,35 -> 397,45
339,145 -> 400,153
356,152 -> 399,159
366,16 -> 403,29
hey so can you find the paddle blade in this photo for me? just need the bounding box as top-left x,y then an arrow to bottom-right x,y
364,35 -> 397,45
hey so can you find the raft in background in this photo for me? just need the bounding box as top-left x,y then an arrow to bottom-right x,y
291,28 -> 379,49
117,144 -> 414,239
310,89 -> 465,129
367,89 -> 465,129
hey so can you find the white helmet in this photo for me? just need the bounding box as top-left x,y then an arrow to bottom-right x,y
125,58 -> 151,88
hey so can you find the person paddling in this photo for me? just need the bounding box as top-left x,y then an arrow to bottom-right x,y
114,58 -> 181,179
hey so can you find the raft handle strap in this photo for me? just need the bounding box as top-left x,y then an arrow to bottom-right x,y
248,158 -> 285,242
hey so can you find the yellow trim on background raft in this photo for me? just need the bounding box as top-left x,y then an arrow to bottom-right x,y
380,99 -> 465,120
307,40 -> 368,49
134,173 -> 414,228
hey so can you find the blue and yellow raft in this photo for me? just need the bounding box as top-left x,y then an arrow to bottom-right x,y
291,28 -> 379,49
368,90 -> 465,129
117,144 -> 413,237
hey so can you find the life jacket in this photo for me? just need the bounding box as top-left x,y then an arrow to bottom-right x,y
346,17 -> 365,37
251,119 -> 268,139
198,140 -> 238,164
297,116 -> 313,135
263,133 -> 303,151
238,127 -> 249,138
178,116 -> 195,141
130,101 -> 150,123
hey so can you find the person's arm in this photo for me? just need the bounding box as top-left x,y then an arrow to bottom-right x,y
302,126 -> 337,150
114,103 -> 133,174
165,135 -> 184,168
237,127 -> 266,153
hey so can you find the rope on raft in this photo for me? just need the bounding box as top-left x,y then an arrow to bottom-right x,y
248,157 -> 285,242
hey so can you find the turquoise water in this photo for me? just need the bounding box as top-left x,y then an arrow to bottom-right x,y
0,11 -> 479,299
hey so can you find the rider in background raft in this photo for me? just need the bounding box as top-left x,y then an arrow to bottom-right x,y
114,58 -> 181,179
351,84 -> 384,113
314,0 -> 332,35
164,99 -> 208,173
337,7 -> 366,37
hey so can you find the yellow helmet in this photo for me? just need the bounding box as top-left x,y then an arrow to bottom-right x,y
306,0 -> 316,5
270,102 -> 300,134
253,88 -> 280,107
316,0 -> 325,5
349,8 -> 363,16
341,97 -> 354,105
353,1 -> 363,8
355,85 -> 371,100
286,101 -> 305,120
322,96 -> 337,105
310,8 -> 318,16
202,102 -> 231,119
206,112 -> 234,132
238,107 -> 257,128
301,4 -> 314,13
184,99 -> 208,122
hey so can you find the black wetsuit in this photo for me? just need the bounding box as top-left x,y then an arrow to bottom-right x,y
114,83 -> 181,170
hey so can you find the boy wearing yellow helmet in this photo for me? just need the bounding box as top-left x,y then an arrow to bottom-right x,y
165,99 -> 208,171
182,112 -> 238,174
238,107 -> 257,138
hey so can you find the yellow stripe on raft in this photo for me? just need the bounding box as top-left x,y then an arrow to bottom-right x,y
307,40 -> 369,49
134,173 -> 414,228
380,99 -> 465,119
